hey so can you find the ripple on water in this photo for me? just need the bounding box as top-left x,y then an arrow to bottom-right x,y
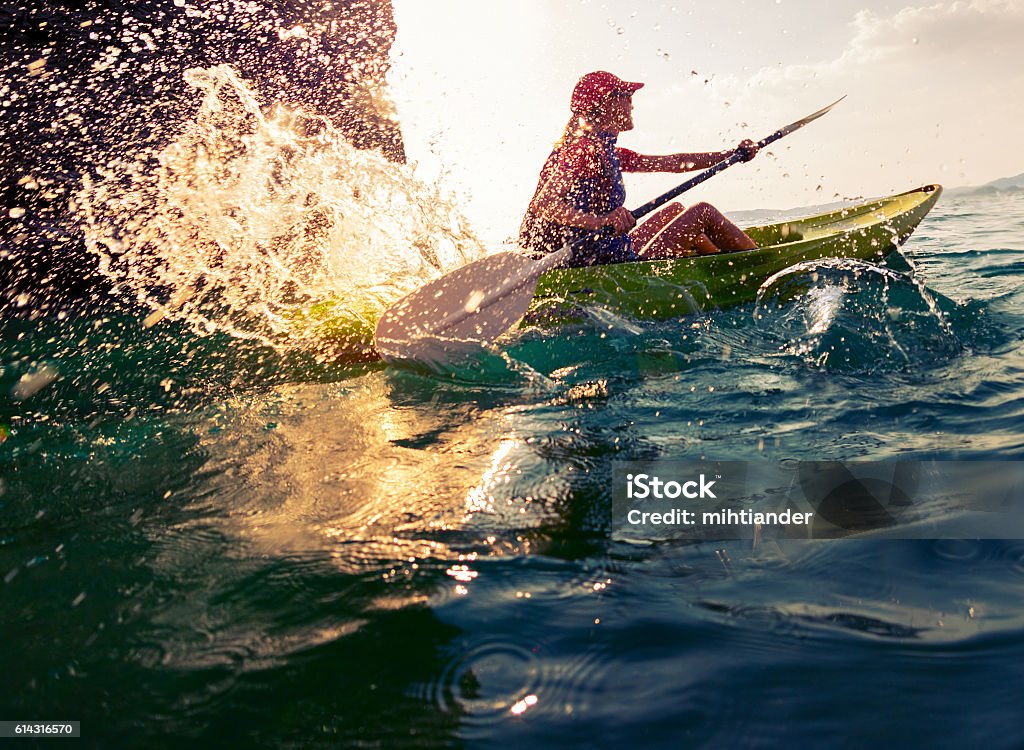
997,542 -> 1024,576
928,540 -> 1024,576
148,524 -> 231,572
538,642 -> 617,721
420,639 -> 543,737
931,538 -> 984,562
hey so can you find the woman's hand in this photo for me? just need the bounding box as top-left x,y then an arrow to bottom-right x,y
735,139 -> 759,162
600,206 -> 637,235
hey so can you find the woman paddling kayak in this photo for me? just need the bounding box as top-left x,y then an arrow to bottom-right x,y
519,70 -> 760,266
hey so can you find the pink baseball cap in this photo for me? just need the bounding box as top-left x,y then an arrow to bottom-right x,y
570,71 -> 644,114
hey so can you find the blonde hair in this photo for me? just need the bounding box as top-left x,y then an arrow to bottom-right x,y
556,113 -> 598,148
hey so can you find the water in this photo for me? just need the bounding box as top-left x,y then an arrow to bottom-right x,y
4,91 -> 1024,746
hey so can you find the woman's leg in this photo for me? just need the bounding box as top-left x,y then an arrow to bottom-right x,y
630,201 -> 683,249
632,201 -> 756,259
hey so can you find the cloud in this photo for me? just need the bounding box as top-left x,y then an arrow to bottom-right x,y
843,0 -> 1024,64
730,0 -> 1023,100
661,0 -> 1024,206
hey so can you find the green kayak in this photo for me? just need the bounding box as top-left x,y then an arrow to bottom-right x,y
301,184 -> 941,357
530,184 -> 942,321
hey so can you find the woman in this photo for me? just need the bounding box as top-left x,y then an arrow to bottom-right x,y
519,71 -> 760,267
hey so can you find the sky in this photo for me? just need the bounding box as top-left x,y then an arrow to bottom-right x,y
388,0 -> 1024,245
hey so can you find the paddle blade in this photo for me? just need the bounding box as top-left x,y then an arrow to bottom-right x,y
374,250 -> 557,363
763,95 -> 846,146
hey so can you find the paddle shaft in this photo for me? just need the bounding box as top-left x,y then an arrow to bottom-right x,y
630,96 -> 845,221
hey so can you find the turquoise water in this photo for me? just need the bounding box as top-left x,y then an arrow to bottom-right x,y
2,189 -> 1023,747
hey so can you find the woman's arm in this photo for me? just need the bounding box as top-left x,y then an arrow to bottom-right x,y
620,140 -> 759,173
620,150 -> 730,173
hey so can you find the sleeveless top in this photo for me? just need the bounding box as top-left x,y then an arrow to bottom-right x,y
518,131 -> 637,267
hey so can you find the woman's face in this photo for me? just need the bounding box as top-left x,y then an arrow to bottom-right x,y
591,92 -> 635,134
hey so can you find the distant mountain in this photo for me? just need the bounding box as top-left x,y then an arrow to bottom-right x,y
731,175 -> 1023,225
946,173 -> 1024,197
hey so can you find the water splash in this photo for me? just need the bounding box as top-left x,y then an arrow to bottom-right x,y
754,258 -> 962,373
76,64 -> 483,358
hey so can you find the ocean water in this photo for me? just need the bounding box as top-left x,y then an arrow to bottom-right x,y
4,162 -> 1024,746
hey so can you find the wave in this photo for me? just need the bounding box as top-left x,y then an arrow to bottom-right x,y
753,258 -> 964,374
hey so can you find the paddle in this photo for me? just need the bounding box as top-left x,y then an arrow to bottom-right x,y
375,96 -> 845,365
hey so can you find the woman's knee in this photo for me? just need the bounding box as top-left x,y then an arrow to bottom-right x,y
686,201 -> 726,225
692,201 -> 722,216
